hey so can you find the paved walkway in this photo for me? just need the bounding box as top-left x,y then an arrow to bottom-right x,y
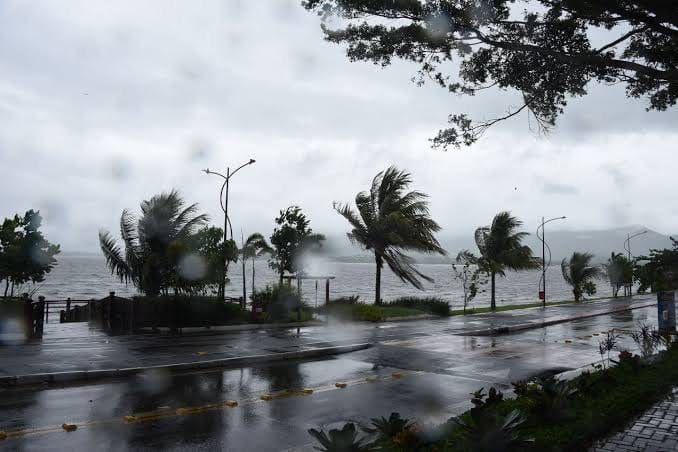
0,295 -> 655,380
591,388 -> 678,452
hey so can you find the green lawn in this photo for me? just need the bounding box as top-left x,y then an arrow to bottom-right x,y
378,306 -> 427,318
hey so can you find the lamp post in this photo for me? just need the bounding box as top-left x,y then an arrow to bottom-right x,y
203,158 -> 256,302
537,216 -> 566,307
623,229 -> 647,297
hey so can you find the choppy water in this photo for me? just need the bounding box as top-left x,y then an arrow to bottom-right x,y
24,255 -> 617,309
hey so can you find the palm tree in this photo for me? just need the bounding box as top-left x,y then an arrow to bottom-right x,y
99,190 -> 208,296
334,166 -> 445,305
474,212 -> 539,311
561,252 -> 602,302
240,232 -> 272,300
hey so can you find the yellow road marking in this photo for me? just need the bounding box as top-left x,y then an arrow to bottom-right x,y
1,371 -> 415,441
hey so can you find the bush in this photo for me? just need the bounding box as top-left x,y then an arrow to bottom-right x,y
251,284 -> 308,322
386,296 -> 450,316
351,304 -> 384,322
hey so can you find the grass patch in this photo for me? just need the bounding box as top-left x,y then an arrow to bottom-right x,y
378,306 -> 427,318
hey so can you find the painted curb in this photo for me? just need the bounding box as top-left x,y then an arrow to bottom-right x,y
0,343 -> 372,388
456,301 -> 657,337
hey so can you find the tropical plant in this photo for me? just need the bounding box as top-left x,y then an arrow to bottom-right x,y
473,212 -> 539,311
98,190 -> 209,296
185,226 -> 238,296
334,166 -> 446,305
362,412 -> 415,445
604,252 -> 634,297
629,322 -> 663,359
598,330 -> 619,370
0,210 -> 60,298
453,250 -> 487,313
308,423 -> 372,452
451,408 -> 533,452
530,377 -> 576,422
634,238 -> 678,293
269,206 -> 325,285
303,1 -> 676,149
561,252 -> 601,302
240,232 -> 272,301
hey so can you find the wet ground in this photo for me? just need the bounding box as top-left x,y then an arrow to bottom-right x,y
0,305 -> 659,451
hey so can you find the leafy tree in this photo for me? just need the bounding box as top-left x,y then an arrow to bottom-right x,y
334,166 -> 445,305
240,232 -> 272,298
302,1 -> 677,148
474,212 -> 539,311
269,206 -> 325,285
453,250 -> 487,313
604,252 -> 634,297
635,238 -> 678,293
0,210 -> 60,298
99,190 -> 209,296
561,251 -> 601,302
185,226 -> 238,296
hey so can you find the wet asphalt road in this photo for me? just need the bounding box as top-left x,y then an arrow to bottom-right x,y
0,306 -> 658,451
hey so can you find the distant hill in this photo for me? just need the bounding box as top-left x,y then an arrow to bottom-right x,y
326,226 -> 674,264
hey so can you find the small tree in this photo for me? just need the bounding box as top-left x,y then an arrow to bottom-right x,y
561,252 -> 601,302
474,212 -> 539,311
635,238 -> 678,293
604,252 -> 633,297
269,206 -> 325,285
0,210 -> 60,298
453,250 -> 487,313
184,226 -> 238,296
240,232 -> 272,304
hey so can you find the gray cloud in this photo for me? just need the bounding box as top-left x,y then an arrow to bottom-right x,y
1,1 -> 677,252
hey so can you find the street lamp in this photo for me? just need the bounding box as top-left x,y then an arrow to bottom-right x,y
537,216 -> 566,307
624,229 -> 648,261
203,158 -> 256,301
622,229 -> 647,297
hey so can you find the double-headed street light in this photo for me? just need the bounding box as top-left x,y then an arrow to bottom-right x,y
624,229 -> 648,261
203,158 -> 256,301
537,216 -> 566,307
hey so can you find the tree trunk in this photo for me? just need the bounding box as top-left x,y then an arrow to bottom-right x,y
242,256 -> 247,309
10,280 -> 14,298
252,258 -> 256,295
3,279 -> 8,298
490,272 -> 496,311
375,254 -> 382,306
279,269 -> 283,286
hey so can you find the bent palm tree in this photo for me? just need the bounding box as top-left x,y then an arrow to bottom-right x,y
562,252 -> 601,302
604,252 -> 633,297
99,190 -> 208,296
240,232 -> 272,299
334,166 -> 445,305
475,212 -> 539,311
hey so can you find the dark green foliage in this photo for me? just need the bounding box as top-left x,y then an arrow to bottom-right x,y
308,423 -> 372,452
629,322 -> 663,358
184,226 -> 238,295
131,296 -> 245,329
351,304 -> 384,322
0,210 -> 60,298
362,412 -> 414,443
472,211 -> 539,310
240,232 -> 272,295
99,190 -> 212,296
334,166 -> 445,304
251,284 -> 310,322
561,252 -> 602,302
386,296 -> 450,316
450,408 -> 532,452
303,1 -> 677,148
634,237 -> 678,293
269,206 -> 325,284
604,252 -> 633,297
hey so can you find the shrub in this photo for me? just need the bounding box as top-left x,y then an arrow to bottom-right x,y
352,304 -> 384,322
329,295 -> 360,306
386,296 -> 450,316
251,284 -> 306,322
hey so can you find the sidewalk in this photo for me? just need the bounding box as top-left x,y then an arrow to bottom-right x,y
591,388 -> 678,451
0,295 -> 656,386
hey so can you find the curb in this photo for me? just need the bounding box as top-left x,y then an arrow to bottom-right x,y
138,320 -> 324,335
0,343 -> 372,388
456,301 -> 656,337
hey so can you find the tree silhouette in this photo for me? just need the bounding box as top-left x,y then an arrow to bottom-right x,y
562,251 -> 601,302
334,166 -> 445,305
474,212 -> 539,311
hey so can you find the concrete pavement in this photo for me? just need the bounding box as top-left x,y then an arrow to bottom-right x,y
0,295 -> 655,386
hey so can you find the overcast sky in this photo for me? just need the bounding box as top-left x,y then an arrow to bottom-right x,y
1,0 -> 677,253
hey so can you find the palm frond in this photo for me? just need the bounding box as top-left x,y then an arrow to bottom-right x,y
99,229 -> 133,283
